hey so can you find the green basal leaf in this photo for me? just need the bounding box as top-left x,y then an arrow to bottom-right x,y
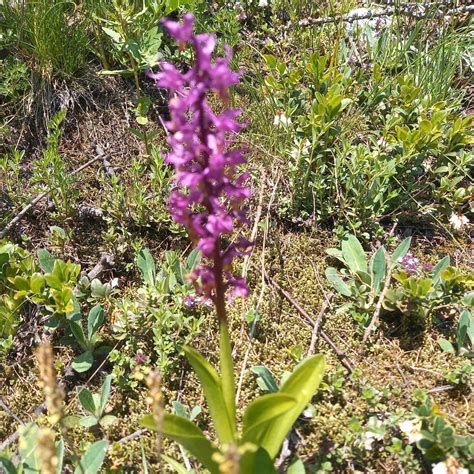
19,423 -> 41,473
99,415 -> 117,427
68,319 -> 87,348
37,249 -> 55,273
0,457 -> 17,474
183,346 -> 236,444
56,438 -> 64,474
370,246 -> 386,293
325,267 -> 351,296
79,416 -> 98,428
457,310 -> 472,349
78,387 -> 96,414
390,237 -> 412,266
141,414 -> 220,473
99,374 -> 113,415
258,354 -> 325,460
161,455 -> 192,474
251,366 -> 279,393
438,338 -> 455,354
74,440 -> 108,474
288,458 -> 306,474
87,305 -> 104,341
341,235 -> 367,273
72,351 -> 94,373
62,415 -> 81,428
241,393 -> 296,444
137,249 -> 156,287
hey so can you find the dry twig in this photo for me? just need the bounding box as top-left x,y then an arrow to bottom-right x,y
265,272 -> 354,373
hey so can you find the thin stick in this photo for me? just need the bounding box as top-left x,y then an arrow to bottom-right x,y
265,272 -> 354,373
307,293 -> 333,357
235,173 -> 279,403
294,3 -> 474,29
0,152 -> 105,239
363,248 -> 393,343
118,429 -> 148,444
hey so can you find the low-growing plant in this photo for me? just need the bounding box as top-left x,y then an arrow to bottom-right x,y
31,110 -> 79,221
109,247 -> 204,377
100,147 -> 174,231
438,310 -> 473,358
68,304 -> 111,373
75,375 -> 117,428
325,234 -> 411,327
1,0 -> 90,79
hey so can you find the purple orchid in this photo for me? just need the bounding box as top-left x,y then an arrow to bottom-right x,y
149,14 -> 251,312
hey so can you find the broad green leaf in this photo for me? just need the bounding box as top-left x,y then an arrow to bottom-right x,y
242,393 -> 296,444
341,235 -> 367,273
390,237 -> 412,266
37,249 -> 55,273
72,351 -> 94,373
172,401 -> 188,419
99,374 -> 113,415
78,387 -> 96,414
438,338 -> 455,354
183,346 -> 236,444
102,27 -> 123,44
457,310 -> 472,348
161,455 -> 190,474
239,446 -> 276,474
251,366 -> 279,393
87,305 -> 104,340
62,415 -> 81,428
79,416 -> 98,428
370,247 -> 386,292
74,440 -> 108,474
288,459 -> 306,474
356,270 -> 372,286
325,267 -> 351,296
68,319 -> 87,347
187,249 -> 201,271
99,415 -> 117,427
56,438 -> 64,474
432,256 -> 450,285
29,273 -> 46,294
0,457 -> 17,474
19,423 -> 41,473
141,414 -> 220,473
259,354 -> 325,460
137,249 -> 156,286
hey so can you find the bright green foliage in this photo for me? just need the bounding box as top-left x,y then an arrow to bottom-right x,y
109,248 -> 204,379
325,234 -> 411,326
413,396 -> 474,469
262,34 -> 473,236
31,111 -> 79,221
68,375 -> 117,429
100,147 -> 174,233
1,0 -> 89,78
386,261 -> 474,322
438,309 -> 473,358
0,241 -> 36,343
0,422 -> 108,474
142,353 -> 325,473
68,305 -> 111,373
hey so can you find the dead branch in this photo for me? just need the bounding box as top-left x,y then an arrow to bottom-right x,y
294,3 -> 473,28
307,293 -> 334,357
265,271 -> 354,373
